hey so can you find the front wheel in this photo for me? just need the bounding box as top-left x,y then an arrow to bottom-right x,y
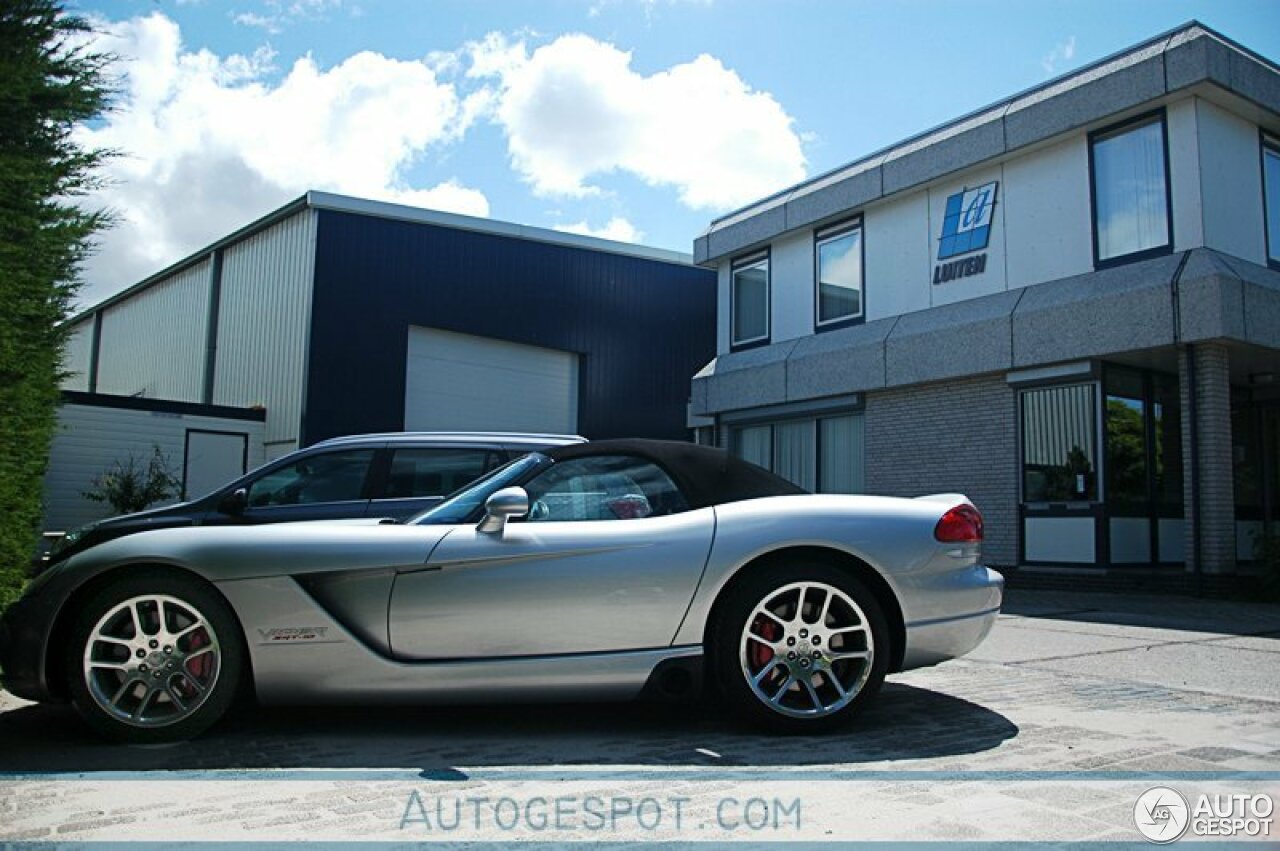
711,563 -> 889,733
66,571 -> 243,743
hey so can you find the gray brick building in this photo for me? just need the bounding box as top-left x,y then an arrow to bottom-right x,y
688,22 -> 1280,591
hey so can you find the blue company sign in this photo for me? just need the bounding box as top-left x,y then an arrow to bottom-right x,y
934,181 -> 997,284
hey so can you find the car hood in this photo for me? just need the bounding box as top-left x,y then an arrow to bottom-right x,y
88,500 -> 201,528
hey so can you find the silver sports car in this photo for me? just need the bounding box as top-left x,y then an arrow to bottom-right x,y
0,439 -> 1002,742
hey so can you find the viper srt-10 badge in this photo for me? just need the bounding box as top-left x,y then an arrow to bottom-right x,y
257,627 -> 329,643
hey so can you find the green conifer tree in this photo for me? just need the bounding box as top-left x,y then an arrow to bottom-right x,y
0,1 -> 113,610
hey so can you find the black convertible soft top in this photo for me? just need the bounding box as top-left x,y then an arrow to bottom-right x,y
545,438 -> 807,510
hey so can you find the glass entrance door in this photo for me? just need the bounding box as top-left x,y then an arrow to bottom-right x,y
1235,400 -> 1280,562
1103,367 -> 1183,567
1019,366 -> 1184,568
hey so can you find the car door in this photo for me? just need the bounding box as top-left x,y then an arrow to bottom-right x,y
367,446 -> 506,521
236,447 -> 378,523
388,454 -> 715,660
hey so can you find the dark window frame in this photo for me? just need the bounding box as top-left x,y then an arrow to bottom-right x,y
1262,132 -> 1280,272
1087,109 -> 1174,270
1017,380 -> 1102,506
813,217 -> 866,332
729,250 -> 771,351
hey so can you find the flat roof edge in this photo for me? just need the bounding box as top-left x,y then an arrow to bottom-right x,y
67,192 -> 695,327
698,20 -> 1280,263
306,191 -> 693,266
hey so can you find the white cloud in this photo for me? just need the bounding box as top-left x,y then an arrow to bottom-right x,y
553,216 -> 643,243
74,12 -> 485,300
1042,35 -> 1077,74
233,12 -> 282,34
71,15 -> 806,300
232,0 -> 345,33
588,0 -> 714,20
382,181 -> 490,218
464,32 -> 805,210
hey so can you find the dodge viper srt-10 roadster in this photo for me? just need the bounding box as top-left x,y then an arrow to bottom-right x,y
0,439 -> 1002,741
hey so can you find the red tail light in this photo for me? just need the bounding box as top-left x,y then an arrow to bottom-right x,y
935,504 -> 983,543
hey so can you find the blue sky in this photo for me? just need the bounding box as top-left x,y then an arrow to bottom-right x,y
71,0 -> 1280,304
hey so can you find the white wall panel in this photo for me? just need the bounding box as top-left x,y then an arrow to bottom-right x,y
95,260 -> 211,401
716,263 -> 731,355
1197,99 -> 1267,264
213,210 -> 317,453
43,402 -> 265,532
1167,97 -> 1205,252
1004,136 -> 1094,288
864,191 -> 931,321
60,320 -> 94,391
1109,517 -> 1151,563
1159,518 -> 1185,564
770,230 -> 813,344
1025,516 -> 1095,563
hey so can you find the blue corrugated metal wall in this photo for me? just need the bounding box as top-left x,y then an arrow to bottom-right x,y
304,210 -> 716,443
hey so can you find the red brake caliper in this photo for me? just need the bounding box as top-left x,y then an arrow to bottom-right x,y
749,615 -> 779,670
182,629 -> 210,695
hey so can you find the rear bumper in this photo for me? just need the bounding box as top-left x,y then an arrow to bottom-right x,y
900,565 -> 1003,670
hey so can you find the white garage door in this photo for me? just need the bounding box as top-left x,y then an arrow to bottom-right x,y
404,327 -> 579,434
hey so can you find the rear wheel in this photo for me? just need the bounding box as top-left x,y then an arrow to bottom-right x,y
712,562 -> 889,733
66,571 -> 243,743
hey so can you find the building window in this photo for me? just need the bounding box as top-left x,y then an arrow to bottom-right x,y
1264,135 -> 1280,269
1089,113 -> 1171,267
731,253 -> 769,348
730,413 -> 864,493
1020,383 -> 1098,502
815,221 -> 863,327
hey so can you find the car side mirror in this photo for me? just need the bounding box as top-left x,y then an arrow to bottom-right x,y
477,487 -> 529,535
218,487 -> 248,516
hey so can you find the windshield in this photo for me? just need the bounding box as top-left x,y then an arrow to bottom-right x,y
410,452 -> 553,525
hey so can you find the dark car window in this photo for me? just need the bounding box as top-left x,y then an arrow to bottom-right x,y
246,449 -> 375,507
524,455 -> 688,522
411,453 -> 552,524
381,448 -> 503,499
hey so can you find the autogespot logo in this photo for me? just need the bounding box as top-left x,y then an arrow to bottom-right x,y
1135,787 -> 1191,843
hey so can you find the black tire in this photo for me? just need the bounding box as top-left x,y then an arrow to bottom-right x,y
710,561 -> 889,733
65,569 -> 244,743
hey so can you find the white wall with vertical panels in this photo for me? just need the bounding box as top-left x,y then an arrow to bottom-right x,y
43,401 -> 265,532
93,260 -> 211,401
60,321 -> 94,391
212,209 -> 317,452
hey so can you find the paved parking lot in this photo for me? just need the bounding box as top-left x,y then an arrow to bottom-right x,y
1,589 -> 1278,843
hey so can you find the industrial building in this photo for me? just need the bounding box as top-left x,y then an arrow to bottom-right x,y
690,22 -> 1280,592
48,192 -> 714,531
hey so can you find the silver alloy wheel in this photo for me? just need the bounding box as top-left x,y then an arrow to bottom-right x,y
738,580 -> 874,719
81,594 -> 222,728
